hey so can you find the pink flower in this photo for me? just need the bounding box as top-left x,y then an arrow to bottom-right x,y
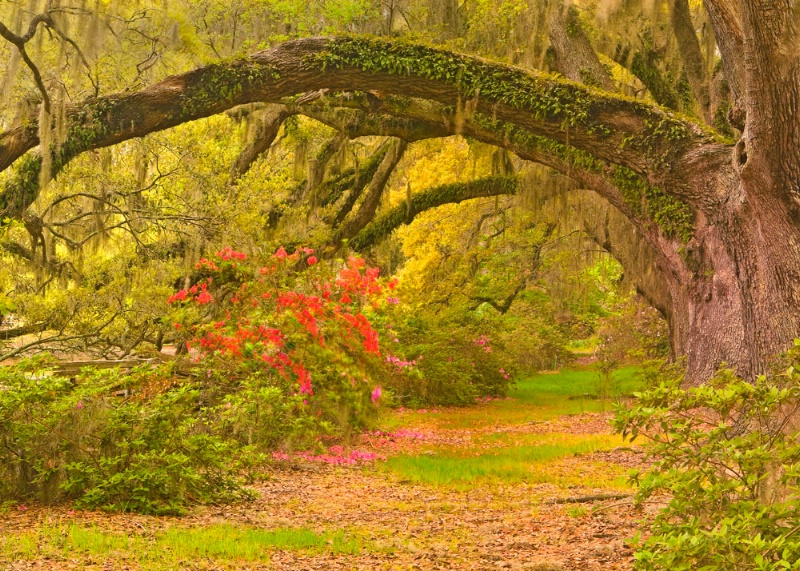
225,402 -> 231,410
76,401 -> 83,410
386,297 -> 399,304
274,246 -> 288,259
17,504 -> 27,511
307,256 -> 318,266
298,369 -> 313,395
371,386 -> 382,404
216,247 -> 246,261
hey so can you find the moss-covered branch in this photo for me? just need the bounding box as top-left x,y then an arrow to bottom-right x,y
350,176 -> 518,251
336,139 -> 407,240
229,104 -> 293,182
0,35 -> 723,221
327,141 -> 391,226
302,94 -> 697,242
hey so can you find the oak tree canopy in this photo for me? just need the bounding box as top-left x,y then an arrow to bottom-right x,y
1,0 -> 798,382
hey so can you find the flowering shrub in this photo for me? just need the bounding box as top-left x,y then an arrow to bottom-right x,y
170,247 -> 390,442
0,248 -> 394,514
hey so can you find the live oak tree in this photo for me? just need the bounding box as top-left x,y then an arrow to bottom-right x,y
0,0 -> 799,382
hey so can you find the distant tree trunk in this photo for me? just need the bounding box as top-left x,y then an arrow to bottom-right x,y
548,3 -> 615,91
670,0 -> 712,122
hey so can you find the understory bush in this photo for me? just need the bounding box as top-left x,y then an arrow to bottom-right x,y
0,247 -> 392,514
379,310 -> 515,407
615,348 -> 800,571
0,359 -> 247,515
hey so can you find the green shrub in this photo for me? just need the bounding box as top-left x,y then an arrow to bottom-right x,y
0,359 -> 247,515
381,312 -> 514,407
614,350 -> 800,571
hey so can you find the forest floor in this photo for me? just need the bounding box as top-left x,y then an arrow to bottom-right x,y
0,367 -> 656,570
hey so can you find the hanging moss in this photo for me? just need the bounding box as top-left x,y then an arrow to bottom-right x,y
470,113 -> 694,242
0,153 -> 41,219
1,98 -> 119,221
321,145 -> 388,208
630,51 -> 681,112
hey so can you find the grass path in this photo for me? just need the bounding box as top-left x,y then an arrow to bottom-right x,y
0,367 -> 652,570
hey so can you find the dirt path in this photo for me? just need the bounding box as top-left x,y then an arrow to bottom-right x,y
0,377 -> 652,570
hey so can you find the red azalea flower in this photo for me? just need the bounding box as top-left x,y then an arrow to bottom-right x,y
196,291 -> 214,305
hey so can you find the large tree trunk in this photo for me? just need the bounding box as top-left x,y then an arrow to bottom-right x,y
672,198 -> 800,383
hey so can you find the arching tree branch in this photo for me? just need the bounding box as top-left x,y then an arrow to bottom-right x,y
327,140 -> 392,226
469,280 -> 528,314
0,14 -> 54,112
336,138 -> 407,242
229,104 -> 291,181
303,131 -> 348,203
0,36 -> 723,221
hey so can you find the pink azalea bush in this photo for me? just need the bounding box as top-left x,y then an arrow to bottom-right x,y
169,247 -> 393,448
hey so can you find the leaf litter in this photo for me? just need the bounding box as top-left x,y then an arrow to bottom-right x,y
0,396 -> 654,570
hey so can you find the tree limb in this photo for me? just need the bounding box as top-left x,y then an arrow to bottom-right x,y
328,140 -> 392,226
350,176 -> 519,251
336,138 -> 407,241
670,0 -> 711,122
0,14 -> 54,112
0,323 -> 46,341
229,104 -> 292,182
548,3 -> 615,92
0,36 -> 721,221
702,0 -> 745,126
469,280 -> 528,314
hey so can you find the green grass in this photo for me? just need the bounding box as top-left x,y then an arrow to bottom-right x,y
383,434 -> 626,488
1,523 -> 365,567
380,367 -> 643,490
511,365 -> 643,403
384,365 -> 644,430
